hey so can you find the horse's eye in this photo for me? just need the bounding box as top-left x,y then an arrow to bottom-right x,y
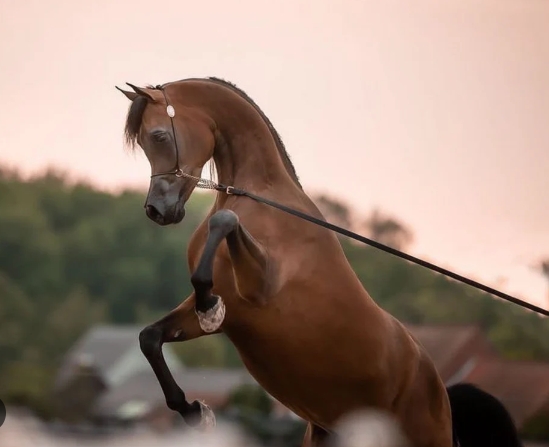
152,132 -> 168,143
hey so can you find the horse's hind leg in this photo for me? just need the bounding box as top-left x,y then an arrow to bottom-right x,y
139,297 -> 219,430
191,209 -> 269,332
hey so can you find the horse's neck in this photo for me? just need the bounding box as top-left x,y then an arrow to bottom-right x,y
212,130 -> 292,192
182,80 -> 296,192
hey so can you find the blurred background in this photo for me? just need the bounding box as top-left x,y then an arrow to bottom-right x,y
0,0 -> 548,445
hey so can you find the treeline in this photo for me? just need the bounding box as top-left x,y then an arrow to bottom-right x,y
0,166 -> 548,418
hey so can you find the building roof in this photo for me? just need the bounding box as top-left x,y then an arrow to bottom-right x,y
92,368 -> 257,419
405,324 -> 486,376
175,367 -> 258,395
54,325 -> 183,390
92,370 -> 165,419
464,358 -> 549,426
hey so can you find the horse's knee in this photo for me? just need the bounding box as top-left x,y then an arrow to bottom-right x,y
208,209 -> 239,232
139,325 -> 162,357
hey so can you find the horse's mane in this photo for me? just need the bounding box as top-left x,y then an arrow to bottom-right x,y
121,77 -> 302,189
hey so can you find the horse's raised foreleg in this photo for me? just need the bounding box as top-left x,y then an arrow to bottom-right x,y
192,209 -> 269,332
139,296 -> 219,430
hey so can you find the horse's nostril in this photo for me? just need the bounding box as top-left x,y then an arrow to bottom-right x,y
145,204 -> 162,222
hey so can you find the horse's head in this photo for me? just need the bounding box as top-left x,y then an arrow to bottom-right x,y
117,83 -> 216,226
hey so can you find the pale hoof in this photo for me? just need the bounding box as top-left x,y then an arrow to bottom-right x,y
196,401 -> 216,432
196,297 -> 226,333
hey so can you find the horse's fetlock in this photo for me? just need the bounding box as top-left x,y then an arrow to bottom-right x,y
196,296 -> 226,333
166,396 -> 185,412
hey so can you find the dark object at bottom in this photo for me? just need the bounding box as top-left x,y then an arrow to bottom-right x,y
447,382 -> 523,447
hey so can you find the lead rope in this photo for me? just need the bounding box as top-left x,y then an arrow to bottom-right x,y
152,86 -> 549,319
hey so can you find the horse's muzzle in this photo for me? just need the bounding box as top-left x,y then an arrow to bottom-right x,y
144,195 -> 185,225
144,175 -> 188,225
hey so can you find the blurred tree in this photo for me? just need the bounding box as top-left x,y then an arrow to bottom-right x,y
225,383 -> 273,417
0,201 -> 63,297
41,287 -> 107,366
0,360 -> 56,420
170,334 -> 227,367
0,273 -> 34,370
361,208 -> 414,251
312,193 -> 353,230
541,259 -> 549,290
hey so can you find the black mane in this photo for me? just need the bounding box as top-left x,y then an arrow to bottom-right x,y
121,77 -> 301,188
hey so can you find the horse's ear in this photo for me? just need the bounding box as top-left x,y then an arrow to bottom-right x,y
115,86 -> 138,101
125,82 -> 155,101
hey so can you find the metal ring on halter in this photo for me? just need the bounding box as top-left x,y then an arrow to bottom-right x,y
175,168 -> 184,178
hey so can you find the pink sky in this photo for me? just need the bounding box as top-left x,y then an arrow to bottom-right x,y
1,0 -> 548,309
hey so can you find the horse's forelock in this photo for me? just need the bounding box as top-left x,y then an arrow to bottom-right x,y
124,95 -> 149,150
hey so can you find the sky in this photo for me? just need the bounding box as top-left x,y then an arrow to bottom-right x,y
0,0 -> 548,310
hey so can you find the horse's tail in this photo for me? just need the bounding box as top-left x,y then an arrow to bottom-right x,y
446,382 -> 524,447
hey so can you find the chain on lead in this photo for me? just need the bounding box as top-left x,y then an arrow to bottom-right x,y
178,171 -> 220,190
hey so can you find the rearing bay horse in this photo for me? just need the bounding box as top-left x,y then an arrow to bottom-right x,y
116,77 -> 522,447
